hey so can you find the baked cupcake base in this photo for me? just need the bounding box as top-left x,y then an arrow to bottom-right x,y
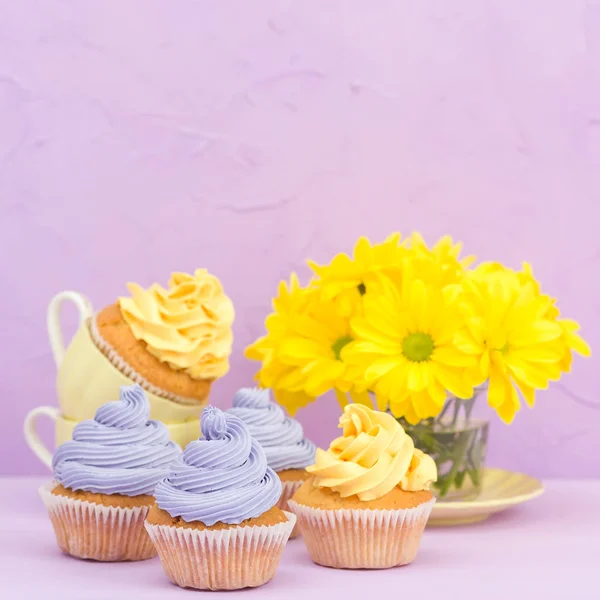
289,480 -> 435,569
92,304 -> 213,405
145,505 -> 296,590
276,469 -> 311,539
40,482 -> 156,562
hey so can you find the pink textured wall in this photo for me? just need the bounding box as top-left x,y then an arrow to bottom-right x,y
2,1 -> 599,477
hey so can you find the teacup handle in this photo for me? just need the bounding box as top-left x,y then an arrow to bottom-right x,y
47,291 -> 94,368
23,406 -> 61,469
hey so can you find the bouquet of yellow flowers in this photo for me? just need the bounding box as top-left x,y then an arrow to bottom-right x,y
246,233 -> 590,497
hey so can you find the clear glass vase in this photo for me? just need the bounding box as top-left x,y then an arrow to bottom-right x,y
398,387 -> 489,501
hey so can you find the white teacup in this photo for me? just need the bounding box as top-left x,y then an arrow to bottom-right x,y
24,291 -> 204,469
24,408 -> 72,469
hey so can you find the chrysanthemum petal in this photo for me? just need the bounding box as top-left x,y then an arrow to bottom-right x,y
455,330 -> 482,354
303,360 -> 345,396
244,336 -> 269,360
344,340 -> 398,358
334,388 -> 350,410
373,389 -> 390,411
496,394 -> 518,424
348,388 -> 374,408
408,280 -> 428,330
510,320 -> 562,346
350,318 -> 400,349
353,236 -> 373,263
513,375 -> 536,408
274,388 -> 315,416
427,379 -> 448,406
433,364 -> 473,399
277,367 -> 312,391
411,391 -> 439,419
403,403 -> 422,425
506,356 -> 559,389
561,323 -> 591,357
279,337 -> 324,362
364,358 -> 403,382
407,363 -> 429,392
488,365 -> 509,409
479,350 -> 491,378
509,346 -> 563,364
433,347 -> 475,367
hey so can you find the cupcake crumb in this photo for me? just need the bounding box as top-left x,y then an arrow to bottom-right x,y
146,504 -> 287,531
292,477 -> 433,510
51,484 -> 154,508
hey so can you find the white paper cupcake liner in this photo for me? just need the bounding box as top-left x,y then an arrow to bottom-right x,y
277,479 -> 305,538
145,511 -> 296,590
288,498 -> 435,569
39,482 -> 156,561
88,317 -> 203,407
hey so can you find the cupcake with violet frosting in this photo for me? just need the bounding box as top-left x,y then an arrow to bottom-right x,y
228,387 -> 315,537
39,384 -> 180,561
146,406 -> 296,590
289,403 -> 437,569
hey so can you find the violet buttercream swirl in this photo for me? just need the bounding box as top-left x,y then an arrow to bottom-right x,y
52,385 -> 180,496
154,406 -> 282,526
228,388 -> 316,471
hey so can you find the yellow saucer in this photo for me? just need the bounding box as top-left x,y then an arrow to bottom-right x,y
428,468 -> 544,526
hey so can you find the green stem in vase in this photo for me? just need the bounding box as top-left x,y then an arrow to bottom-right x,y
436,427 -> 473,497
392,388 -> 488,500
463,396 -> 476,421
436,399 -> 453,421
450,398 -> 461,427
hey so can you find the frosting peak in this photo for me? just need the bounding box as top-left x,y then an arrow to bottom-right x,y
307,404 -> 437,500
118,269 -> 234,380
202,405 -> 228,440
154,406 -> 282,526
228,388 -> 316,471
95,384 -> 150,429
52,385 -> 180,495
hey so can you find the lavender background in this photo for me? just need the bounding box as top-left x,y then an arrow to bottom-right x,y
1,1 -> 598,477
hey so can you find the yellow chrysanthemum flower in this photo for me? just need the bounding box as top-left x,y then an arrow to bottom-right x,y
307,232 -> 474,319
514,263 -> 590,371
245,274 -> 368,415
403,232 -> 475,288
245,273 -> 310,362
455,267 -> 590,423
245,274 -> 316,412
475,261 -> 546,299
343,274 -> 479,425
246,235 -> 590,426
275,300 -> 361,395
308,234 -> 404,304
469,264 -> 590,362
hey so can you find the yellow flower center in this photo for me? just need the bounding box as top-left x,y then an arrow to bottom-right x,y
402,332 -> 435,362
332,336 -> 353,360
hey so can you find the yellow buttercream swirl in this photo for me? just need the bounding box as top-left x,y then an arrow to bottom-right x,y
307,404 -> 437,500
118,269 -> 234,380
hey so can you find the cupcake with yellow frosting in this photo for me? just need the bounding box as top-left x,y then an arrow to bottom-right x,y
289,404 -> 436,569
90,270 -> 234,405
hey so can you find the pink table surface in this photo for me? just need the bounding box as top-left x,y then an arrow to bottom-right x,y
2,478 -> 599,599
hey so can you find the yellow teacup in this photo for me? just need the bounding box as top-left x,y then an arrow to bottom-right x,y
24,291 -> 205,469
